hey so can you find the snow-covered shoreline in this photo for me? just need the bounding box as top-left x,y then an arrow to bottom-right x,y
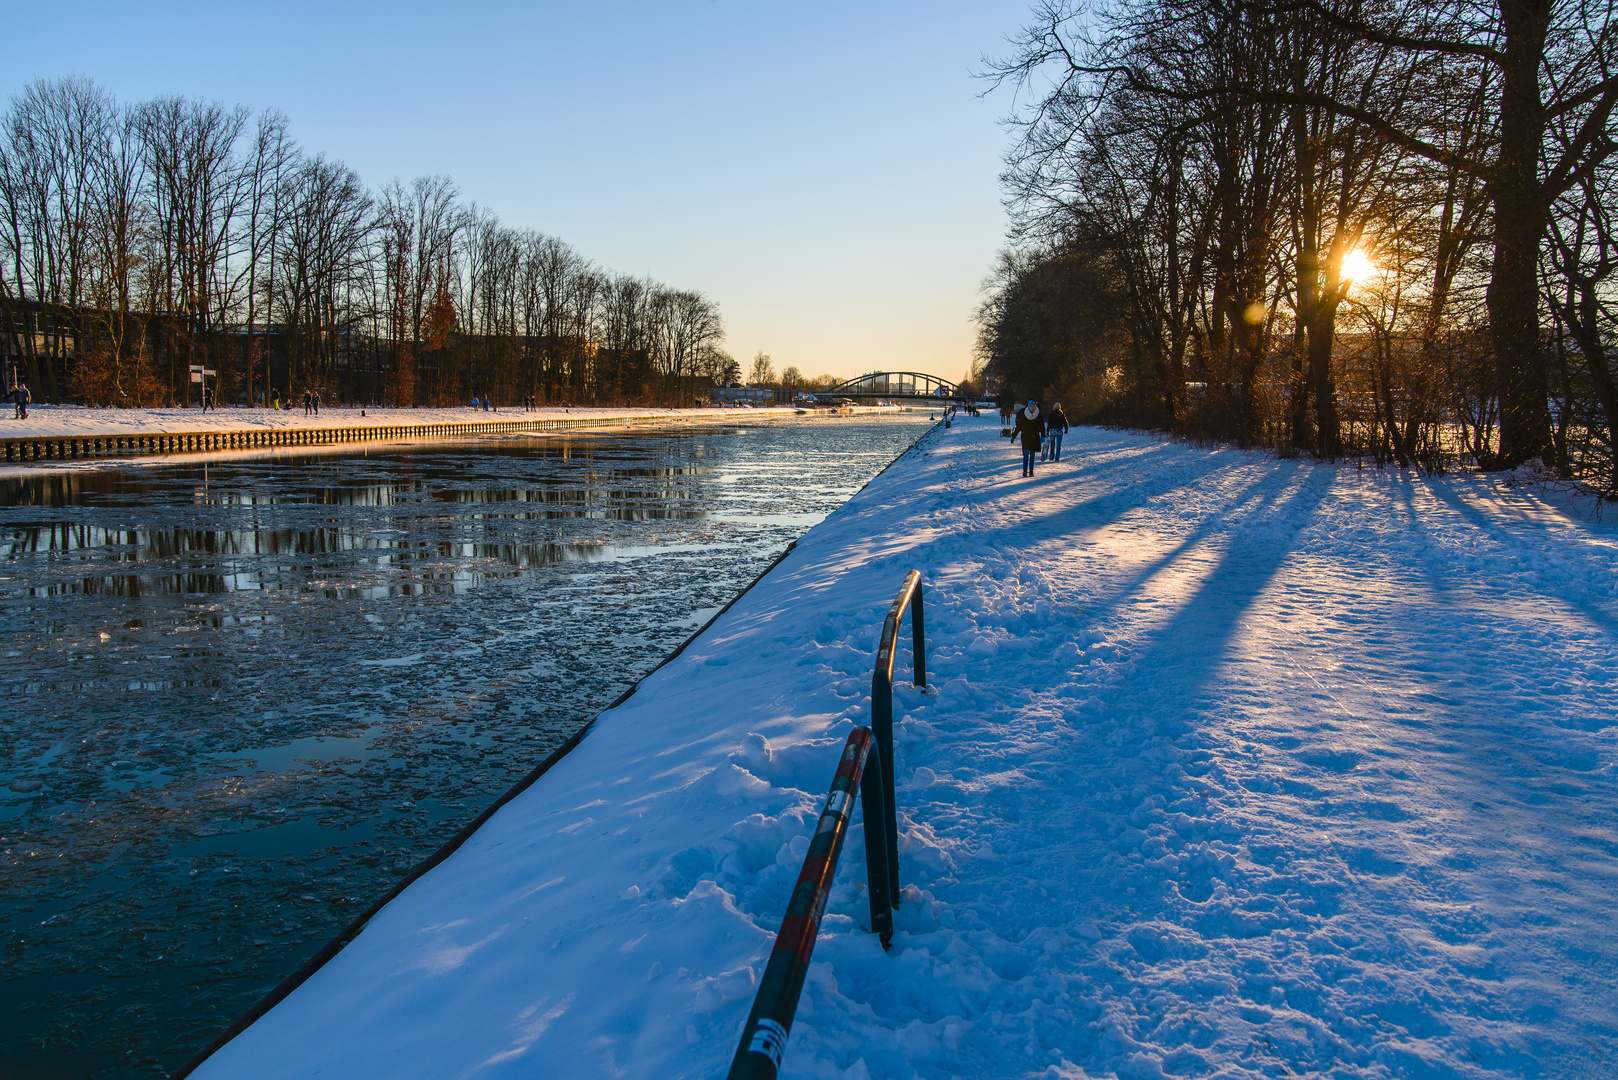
192,419 -> 1618,1079
0,403 -> 811,440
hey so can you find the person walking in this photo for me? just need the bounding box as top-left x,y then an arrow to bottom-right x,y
12,383 -> 28,420
312,389 -> 321,416
1014,399 -> 1044,477
1046,400 -> 1070,462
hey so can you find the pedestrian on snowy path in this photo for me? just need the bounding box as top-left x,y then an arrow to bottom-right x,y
1015,399 -> 1044,477
12,383 -> 28,420
1045,401 -> 1069,462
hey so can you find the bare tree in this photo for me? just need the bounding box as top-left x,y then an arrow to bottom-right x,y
377,174 -> 462,404
0,77 -> 118,400
748,350 -> 775,385
987,0 -> 1618,487
1256,0 -> 1618,466
0,79 -> 735,413
80,99 -> 148,404
273,154 -> 372,391
236,109 -> 294,406
138,94 -> 251,401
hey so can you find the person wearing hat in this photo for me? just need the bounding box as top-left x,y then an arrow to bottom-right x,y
1014,398 -> 1045,477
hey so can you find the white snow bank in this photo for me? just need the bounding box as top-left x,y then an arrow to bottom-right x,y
0,403 -> 828,439
194,421 -> 1618,1079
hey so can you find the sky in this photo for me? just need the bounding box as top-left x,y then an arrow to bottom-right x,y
3,0 -> 1037,384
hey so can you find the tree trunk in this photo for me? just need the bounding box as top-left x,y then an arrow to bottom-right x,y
1487,0 -> 1555,468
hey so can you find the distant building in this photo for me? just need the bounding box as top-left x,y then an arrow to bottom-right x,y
711,384 -> 788,405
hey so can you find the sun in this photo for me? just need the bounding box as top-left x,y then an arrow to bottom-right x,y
1341,249 -> 1376,281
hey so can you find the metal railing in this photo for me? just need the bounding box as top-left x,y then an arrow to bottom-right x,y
870,569 -> 926,922
727,571 -> 927,1080
725,727 -> 890,1080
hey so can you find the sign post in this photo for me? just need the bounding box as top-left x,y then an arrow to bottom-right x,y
188,365 -> 217,407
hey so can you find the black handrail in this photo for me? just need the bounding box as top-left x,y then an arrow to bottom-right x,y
870,569 -> 925,916
726,727 -> 891,1080
727,570 -> 928,1079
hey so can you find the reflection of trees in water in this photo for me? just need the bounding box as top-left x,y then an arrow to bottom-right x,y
20,538 -> 680,598
0,437 -> 734,598
5,514 -> 720,597
0,437 -> 719,511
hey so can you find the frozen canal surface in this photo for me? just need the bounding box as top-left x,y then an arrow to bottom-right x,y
0,413 -> 933,1079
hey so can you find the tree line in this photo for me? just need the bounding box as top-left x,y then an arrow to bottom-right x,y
978,0 -> 1618,492
0,76 -> 741,408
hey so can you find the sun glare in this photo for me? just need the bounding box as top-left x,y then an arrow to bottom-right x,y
1341,249 -> 1375,281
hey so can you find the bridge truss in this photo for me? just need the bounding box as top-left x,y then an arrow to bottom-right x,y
823,371 -> 959,401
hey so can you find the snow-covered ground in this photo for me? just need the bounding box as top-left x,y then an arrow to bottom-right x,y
193,420 -> 1618,1079
0,403 -> 807,439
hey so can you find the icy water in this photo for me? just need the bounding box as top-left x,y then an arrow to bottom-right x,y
0,413 -> 934,1080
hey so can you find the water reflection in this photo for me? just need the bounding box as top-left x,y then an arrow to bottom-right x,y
0,438 -> 747,604
0,415 -> 932,1080
8,530 -> 703,598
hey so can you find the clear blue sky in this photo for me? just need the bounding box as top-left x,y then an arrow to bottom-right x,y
5,0 -> 1035,383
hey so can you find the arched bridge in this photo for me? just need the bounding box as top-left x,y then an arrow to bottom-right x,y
821,371 -> 960,402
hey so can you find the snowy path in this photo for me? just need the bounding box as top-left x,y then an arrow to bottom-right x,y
195,422 -> 1618,1080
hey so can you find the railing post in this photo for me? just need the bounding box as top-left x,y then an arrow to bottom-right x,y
858,738 -> 893,947
910,584 -> 926,690
869,662 -> 899,912
870,570 -> 923,911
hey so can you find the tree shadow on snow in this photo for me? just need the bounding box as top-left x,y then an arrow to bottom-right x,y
1102,464 -> 1336,735
1415,478 -> 1618,642
969,450 -> 1251,553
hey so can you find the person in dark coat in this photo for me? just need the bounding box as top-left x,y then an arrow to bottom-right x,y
1014,399 -> 1045,477
1045,401 -> 1070,462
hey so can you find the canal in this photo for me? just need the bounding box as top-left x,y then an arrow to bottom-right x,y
0,412 -> 935,1079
